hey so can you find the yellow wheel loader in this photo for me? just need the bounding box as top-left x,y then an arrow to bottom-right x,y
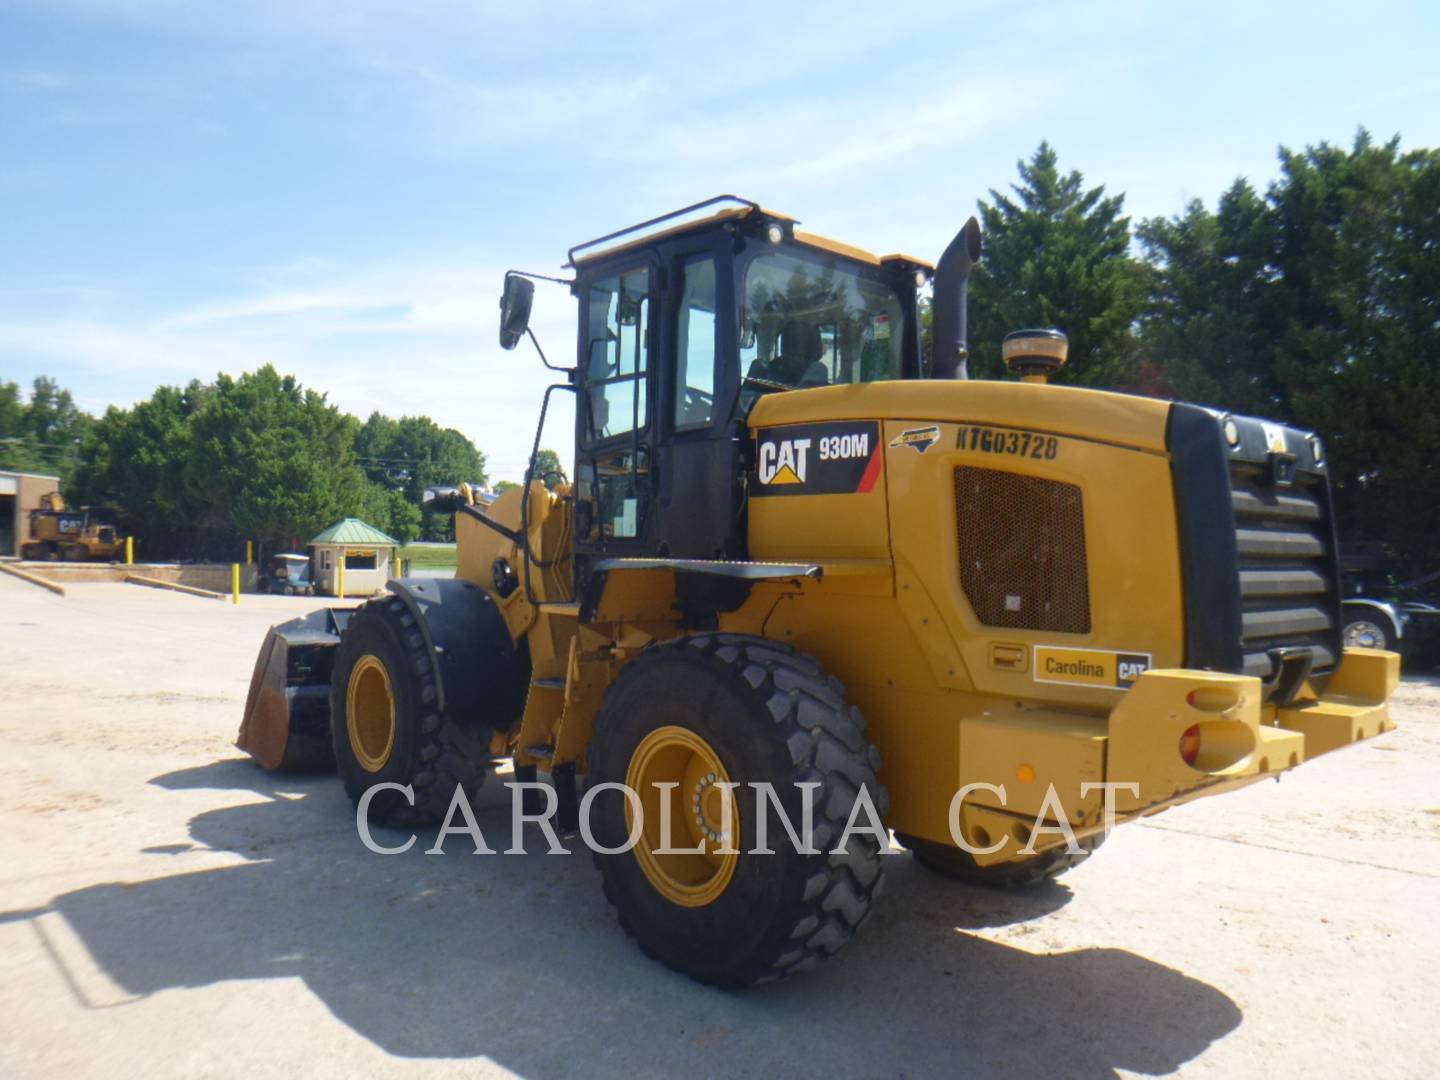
239,195 -> 1398,987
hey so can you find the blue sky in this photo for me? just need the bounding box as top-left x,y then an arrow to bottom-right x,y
2,0 -> 1437,481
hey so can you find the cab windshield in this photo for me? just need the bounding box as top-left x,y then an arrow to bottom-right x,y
740,249 -> 905,389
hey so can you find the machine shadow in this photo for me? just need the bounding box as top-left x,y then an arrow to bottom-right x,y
18,759 -> 1242,1078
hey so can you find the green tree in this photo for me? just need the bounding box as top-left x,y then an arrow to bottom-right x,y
26,377 -> 81,443
182,366 -> 372,551
532,448 -> 566,489
354,411 -> 486,541
0,379 -> 48,475
969,142 -> 1146,387
0,381 -> 24,438
1135,180 -> 1278,412
1140,130 -> 1440,571
1265,133 -> 1440,568
70,382 -> 205,553
0,376 -> 92,484
360,484 -> 423,544
71,371 -> 476,557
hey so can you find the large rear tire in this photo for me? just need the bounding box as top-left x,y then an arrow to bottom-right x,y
330,595 -> 490,827
587,634 -> 888,987
899,832 -> 1103,888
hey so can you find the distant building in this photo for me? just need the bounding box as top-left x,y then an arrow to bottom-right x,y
0,471 -> 60,557
309,517 -> 399,597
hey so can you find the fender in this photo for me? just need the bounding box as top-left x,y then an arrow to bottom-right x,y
385,577 -> 529,730
1340,598 -> 1404,640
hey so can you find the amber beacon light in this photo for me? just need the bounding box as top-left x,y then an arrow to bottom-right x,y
1003,328 -> 1069,383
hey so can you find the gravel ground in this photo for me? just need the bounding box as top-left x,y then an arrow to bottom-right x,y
1,576 -> 1437,1079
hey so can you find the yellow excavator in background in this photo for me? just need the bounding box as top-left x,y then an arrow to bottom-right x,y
21,491 -> 123,562
240,196 -> 1398,987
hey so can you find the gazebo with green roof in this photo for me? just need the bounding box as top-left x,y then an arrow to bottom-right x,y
308,517 -> 400,597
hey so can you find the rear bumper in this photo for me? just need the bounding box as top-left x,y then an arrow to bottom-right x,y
955,647 -> 1398,865
1106,645 -> 1397,810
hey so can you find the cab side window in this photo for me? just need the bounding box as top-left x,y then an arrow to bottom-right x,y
579,266 -> 651,542
674,255 -> 717,429
584,267 -> 650,442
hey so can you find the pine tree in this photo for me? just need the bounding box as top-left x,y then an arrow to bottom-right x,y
1141,130 -> 1440,571
968,142 -> 1146,387
1136,179 -> 1277,413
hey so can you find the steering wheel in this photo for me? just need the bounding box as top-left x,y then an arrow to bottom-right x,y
680,386 -> 714,425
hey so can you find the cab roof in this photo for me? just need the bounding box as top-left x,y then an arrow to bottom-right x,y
566,195 -> 933,273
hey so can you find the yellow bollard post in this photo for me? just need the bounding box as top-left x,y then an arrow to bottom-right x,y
232,563 -> 240,604
338,557 -> 345,599
246,540 -> 253,565
125,536 -> 133,566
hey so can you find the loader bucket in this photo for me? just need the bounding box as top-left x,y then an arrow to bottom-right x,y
237,607 -> 354,771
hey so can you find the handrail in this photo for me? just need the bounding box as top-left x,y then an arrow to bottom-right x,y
565,195 -> 759,267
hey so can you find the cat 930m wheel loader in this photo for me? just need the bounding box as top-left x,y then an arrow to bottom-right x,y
239,195 -> 1398,987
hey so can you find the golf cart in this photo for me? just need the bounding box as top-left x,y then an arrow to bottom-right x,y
264,552 -> 315,596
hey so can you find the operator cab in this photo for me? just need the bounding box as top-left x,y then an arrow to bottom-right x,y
556,196 -> 931,572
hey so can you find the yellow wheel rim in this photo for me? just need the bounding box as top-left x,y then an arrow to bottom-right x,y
346,654 -> 395,773
624,725 -> 739,908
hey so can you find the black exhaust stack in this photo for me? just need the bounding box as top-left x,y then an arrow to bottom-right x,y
930,216 -> 982,379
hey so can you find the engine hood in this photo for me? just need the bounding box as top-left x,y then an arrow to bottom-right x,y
746,379 -> 1173,454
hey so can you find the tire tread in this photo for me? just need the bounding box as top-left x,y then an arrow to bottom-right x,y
592,632 -> 889,987
332,596 -> 488,827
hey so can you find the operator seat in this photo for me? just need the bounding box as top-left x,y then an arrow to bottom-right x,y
779,321 -> 829,388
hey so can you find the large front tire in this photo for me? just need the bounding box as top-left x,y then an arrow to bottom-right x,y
330,595 -> 489,827
587,634 -> 888,987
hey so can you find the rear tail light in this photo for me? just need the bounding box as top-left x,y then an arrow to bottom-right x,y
1179,725 -> 1201,766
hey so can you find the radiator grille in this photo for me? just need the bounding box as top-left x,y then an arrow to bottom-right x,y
954,466 -> 1091,633
1230,464 -> 1339,678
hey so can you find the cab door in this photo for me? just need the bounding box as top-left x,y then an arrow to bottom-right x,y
573,259 -> 658,562
654,237 -> 741,558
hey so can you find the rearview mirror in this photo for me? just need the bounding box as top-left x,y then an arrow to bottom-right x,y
422,486 -> 463,513
499,274 -> 535,350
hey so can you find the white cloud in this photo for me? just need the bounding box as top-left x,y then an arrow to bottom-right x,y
355,58 -> 659,155
13,0 -> 993,161
1,69 -> 69,90
706,74 -> 1058,192
0,258 -> 579,483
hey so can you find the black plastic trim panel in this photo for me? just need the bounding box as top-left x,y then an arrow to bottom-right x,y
1166,404 -> 1245,672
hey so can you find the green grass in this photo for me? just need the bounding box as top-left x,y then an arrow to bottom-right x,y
398,544 -> 457,571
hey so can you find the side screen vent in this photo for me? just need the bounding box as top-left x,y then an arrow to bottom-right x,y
954,466 -> 1091,634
